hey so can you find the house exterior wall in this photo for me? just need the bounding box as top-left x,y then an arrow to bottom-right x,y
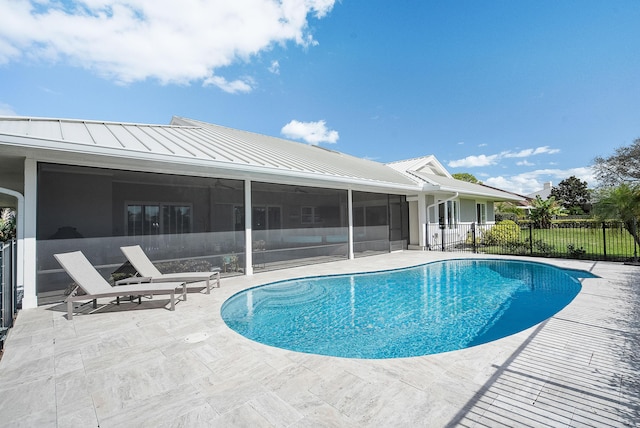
426,195 -> 436,223
460,198 -> 476,223
487,202 -> 495,222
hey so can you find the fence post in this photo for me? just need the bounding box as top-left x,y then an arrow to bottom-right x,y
633,218 -> 638,263
471,222 -> 477,253
602,222 -> 607,260
529,223 -> 533,254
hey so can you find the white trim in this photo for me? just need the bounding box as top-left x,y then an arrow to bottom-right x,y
22,159 -> 37,309
347,189 -> 354,259
244,179 -> 253,275
418,193 -> 427,248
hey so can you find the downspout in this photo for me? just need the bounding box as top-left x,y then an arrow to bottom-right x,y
426,192 -> 459,222
425,192 -> 458,249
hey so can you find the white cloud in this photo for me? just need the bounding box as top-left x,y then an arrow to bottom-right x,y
203,75 -> 253,94
503,146 -> 560,158
281,119 -> 339,145
0,0 -> 335,88
448,145 -> 560,168
269,60 -> 280,74
448,154 -> 500,168
484,167 -> 595,195
0,102 -> 17,116
516,160 -> 534,166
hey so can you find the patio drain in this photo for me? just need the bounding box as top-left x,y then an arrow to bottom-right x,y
184,332 -> 209,343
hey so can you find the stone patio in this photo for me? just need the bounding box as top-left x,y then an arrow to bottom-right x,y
0,251 -> 638,427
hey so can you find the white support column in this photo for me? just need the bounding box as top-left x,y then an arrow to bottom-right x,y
21,158 -> 38,309
347,189 -> 354,259
244,179 -> 253,275
418,193 -> 427,250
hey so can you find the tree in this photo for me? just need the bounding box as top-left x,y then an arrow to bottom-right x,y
549,176 -> 591,214
495,202 -> 526,222
0,208 -> 16,242
452,173 -> 480,184
592,184 -> 640,248
593,138 -> 640,186
528,196 -> 567,229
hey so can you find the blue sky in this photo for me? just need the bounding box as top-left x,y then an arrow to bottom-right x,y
1,1 -> 639,194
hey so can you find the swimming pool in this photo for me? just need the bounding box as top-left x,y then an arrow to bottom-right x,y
221,259 -> 584,359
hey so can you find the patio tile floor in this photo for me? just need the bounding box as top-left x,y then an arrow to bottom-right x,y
0,251 -> 638,427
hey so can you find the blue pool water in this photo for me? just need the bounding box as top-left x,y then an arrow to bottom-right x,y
221,259 -> 584,359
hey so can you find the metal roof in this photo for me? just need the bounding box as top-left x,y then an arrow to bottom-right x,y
387,158 -> 524,201
416,171 -> 523,200
0,116 -> 419,190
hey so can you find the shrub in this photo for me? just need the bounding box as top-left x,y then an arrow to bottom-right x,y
567,244 -> 587,258
503,240 -> 530,255
156,259 -> 213,273
482,220 -> 521,246
495,212 -> 519,223
533,239 -> 555,256
0,208 -> 16,242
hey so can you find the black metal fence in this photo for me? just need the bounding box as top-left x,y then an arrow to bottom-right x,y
432,220 -> 639,263
1,239 -> 19,351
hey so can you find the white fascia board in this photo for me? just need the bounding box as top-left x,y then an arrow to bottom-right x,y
435,184 -> 524,201
412,177 -> 523,202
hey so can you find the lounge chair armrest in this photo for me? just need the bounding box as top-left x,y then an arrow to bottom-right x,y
116,276 -> 153,285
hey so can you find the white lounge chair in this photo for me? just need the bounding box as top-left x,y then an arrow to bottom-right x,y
119,245 -> 221,294
55,251 -> 187,320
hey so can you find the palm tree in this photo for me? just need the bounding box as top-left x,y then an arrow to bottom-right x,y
593,184 -> 640,248
528,196 -> 567,229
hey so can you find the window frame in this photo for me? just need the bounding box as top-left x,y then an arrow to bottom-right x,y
125,202 -> 193,236
476,202 -> 487,224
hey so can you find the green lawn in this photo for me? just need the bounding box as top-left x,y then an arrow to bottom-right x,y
476,224 -> 638,261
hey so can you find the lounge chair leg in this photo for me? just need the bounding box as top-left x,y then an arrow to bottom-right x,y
116,296 -> 120,305
206,278 -> 210,294
216,272 -> 220,288
93,299 -> 97,309
138,296 -> 142,304
67,301 -> 74,320
170,292 -> 175,311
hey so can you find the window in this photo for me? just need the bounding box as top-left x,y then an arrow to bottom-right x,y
127,203 -> 191,236
476,203 -> 487,224
252,205 -> 281,230
301,206 -> 321,224
446,200 -> 459,228
437,200 -> 459,228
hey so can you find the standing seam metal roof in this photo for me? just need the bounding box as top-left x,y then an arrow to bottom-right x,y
0,116 -> 419,187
